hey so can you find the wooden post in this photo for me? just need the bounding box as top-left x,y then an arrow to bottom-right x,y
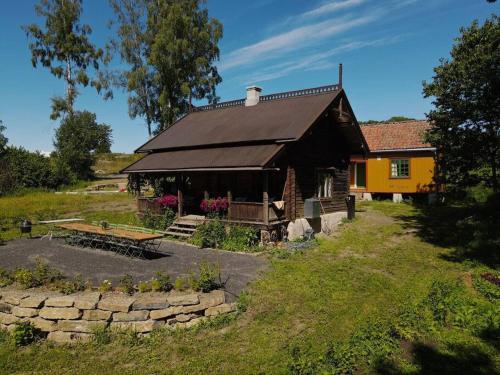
262,171 -> 269,226
227,189 -> 232,220
204,190 -> 209,200
177,173 -> 184,218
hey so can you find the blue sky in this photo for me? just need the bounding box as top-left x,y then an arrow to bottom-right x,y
0,0 -> 497,153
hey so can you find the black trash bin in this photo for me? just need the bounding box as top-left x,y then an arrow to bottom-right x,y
345,194 -> 355,220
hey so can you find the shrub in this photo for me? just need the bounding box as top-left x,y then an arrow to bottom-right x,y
13,268 -> 36,289
0,267 -> 13,287
137,280 -> 151,293
196,261 -> 221,293
190,220 -> 226,248
174,277 -> 187,291
55,273 -> 86,295
118,274 -> 134,295
12,321 -> 42,347
142,208 -> 176,231
151,271 -> 172,292
98,280 -> 113,292
222,226 -> 259,252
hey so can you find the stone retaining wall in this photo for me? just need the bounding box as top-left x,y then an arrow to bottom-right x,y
0,289 -> 236,343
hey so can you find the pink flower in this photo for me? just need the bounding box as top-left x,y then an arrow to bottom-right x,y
155,194 -> 178,209
200,197 -> 228,213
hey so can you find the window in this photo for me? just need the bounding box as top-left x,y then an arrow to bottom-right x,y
349,162 -> 366,188
317,171 -> 333,198
390,159 -> 410,178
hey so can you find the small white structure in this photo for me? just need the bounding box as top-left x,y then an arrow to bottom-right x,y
392,193 -> 403,203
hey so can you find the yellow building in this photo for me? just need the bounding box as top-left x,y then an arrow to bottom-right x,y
350,120 -> 437,202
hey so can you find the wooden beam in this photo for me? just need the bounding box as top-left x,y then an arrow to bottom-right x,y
262,171 -> 269,226
177,173 -> 184,218
227,189 -> 232,220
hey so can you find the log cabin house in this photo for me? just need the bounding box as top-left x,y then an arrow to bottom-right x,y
350,120 -> 437,202
122,70 -> 367,240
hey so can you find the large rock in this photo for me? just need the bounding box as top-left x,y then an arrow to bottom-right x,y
132,295 -> 169,310
167,293 -> 199,306
149,306 -> 184,320
204,303 -> 236,317
2,292 -> 29,306
112,310 -> 149,322
12,307 -> 38,318
0,303 -> 12,314
74,292 -> 101,310
45,296 -> 75,307
110,320 -> 164,333
82,309 -> 112,321
47,331 -> 92,344
0,312 -> 20,325
58,320 -> 107,333
39,307 -> 82,320
173,314 -> 193,323
29,317 -> 57,332
19,295 -> 47,309
199,290 -> 225,308
98,296 -> 135,312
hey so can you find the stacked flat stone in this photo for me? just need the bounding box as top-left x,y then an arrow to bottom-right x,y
0,289 -> 236,344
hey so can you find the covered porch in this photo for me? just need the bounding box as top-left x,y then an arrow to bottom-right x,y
135,169 -> 290,228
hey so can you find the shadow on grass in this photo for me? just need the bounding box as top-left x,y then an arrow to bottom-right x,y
376,341 -> 497,375
394,200 -> 499,268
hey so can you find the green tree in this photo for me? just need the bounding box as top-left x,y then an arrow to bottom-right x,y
108,0 -> 158,138
109,0 -> 223,135
23,0 -> 111,120
423,15 -> 500,191
0,120 -> 7,155
54,111 -> 112,179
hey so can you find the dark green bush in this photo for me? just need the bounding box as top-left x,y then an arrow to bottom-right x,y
151,271 -> 172,292
188,261 -> 221,293
222,226 -> 259,252
190,220 -> 226,249
12,322 -> 43,347
119,274 -> 135,295
142,208 -> 176,231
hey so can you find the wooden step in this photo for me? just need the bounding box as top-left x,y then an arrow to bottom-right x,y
169,226 -> 196,232
164,231 -> 192,238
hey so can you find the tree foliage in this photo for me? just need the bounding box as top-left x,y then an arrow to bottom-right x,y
54,111 -> 112,180
23,0 -> 111,120
109,0 -> 223,136
359,116 -> 416,125
0,120 -> 7,155
423,15 -> 500,191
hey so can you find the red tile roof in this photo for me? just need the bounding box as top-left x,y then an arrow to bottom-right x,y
360,120 -> 433,152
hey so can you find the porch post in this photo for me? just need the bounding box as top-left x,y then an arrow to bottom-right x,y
263,171 -> 269,225
227,189 -> 232,220
177,173 -> 184,218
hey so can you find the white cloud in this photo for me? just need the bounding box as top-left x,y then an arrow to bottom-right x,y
220,13 -> 380,71
301,0 -> 366,19
241,36 -> 405,84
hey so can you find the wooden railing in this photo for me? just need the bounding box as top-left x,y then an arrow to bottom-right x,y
137,197 -> 163,215
229,202 -> 286,223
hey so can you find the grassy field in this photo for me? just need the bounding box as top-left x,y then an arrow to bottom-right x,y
0,200 -> 498,374
0,191 -> 139,241
92,153 -> 142,176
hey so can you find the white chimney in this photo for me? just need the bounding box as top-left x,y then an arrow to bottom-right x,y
245,86 -> 262,106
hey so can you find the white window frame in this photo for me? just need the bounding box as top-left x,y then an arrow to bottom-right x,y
351,162 -> 366,188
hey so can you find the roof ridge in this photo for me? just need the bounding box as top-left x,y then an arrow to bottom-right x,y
191,84 -> 340,112
361,120 -> 428,126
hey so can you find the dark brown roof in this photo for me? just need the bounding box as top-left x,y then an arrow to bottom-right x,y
361,120 -> 433,151
137,87 -> 341,152
122,144 -> 284,172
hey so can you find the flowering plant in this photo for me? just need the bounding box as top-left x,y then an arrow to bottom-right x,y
200,197 -> 229,216
155,194 -> 178,209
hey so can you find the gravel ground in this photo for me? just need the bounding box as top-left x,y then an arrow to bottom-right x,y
0,238 -> 268,300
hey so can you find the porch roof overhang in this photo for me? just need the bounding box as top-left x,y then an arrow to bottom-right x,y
122,143 -> 284,173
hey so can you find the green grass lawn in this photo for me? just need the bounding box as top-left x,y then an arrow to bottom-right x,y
0,191 -> 140,241
0,200 -> 498,374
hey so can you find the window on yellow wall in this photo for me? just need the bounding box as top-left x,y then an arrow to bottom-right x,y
349,162 -> 366,188
390,159 -> 410,178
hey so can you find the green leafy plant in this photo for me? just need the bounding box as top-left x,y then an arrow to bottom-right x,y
142,208 -> 176,231
13,268 -> 36,289
190,220 -> 226,248
196,261 -> 221,293
137,280 -> 151,293
236,291 -> 251,313
174,277 -> 187,291
92,325 -> 111,346
55,273 -> 86,295
118,274 -> 134,295
0,267 -> 13,287
98,279 -> 113,293
12,321 -> 42,347
221,226 -> 259,252
151,272 -> 172,292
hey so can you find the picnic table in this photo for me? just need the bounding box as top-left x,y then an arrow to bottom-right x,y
57,223 -> 163,258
